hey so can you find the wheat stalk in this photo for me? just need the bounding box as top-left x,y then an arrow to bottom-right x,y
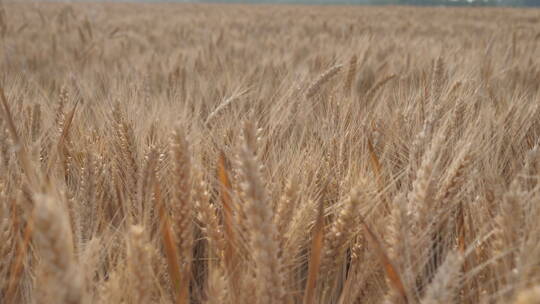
306,65 -> 343,99
33,194 -> 83,304
238,122 -> 285,304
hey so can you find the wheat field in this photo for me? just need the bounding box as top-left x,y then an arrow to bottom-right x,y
1,2 -> 540,304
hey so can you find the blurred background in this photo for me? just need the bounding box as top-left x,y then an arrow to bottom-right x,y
97,0 -> 540,7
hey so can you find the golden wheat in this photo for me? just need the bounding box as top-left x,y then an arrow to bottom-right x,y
0,2 -> 539,304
